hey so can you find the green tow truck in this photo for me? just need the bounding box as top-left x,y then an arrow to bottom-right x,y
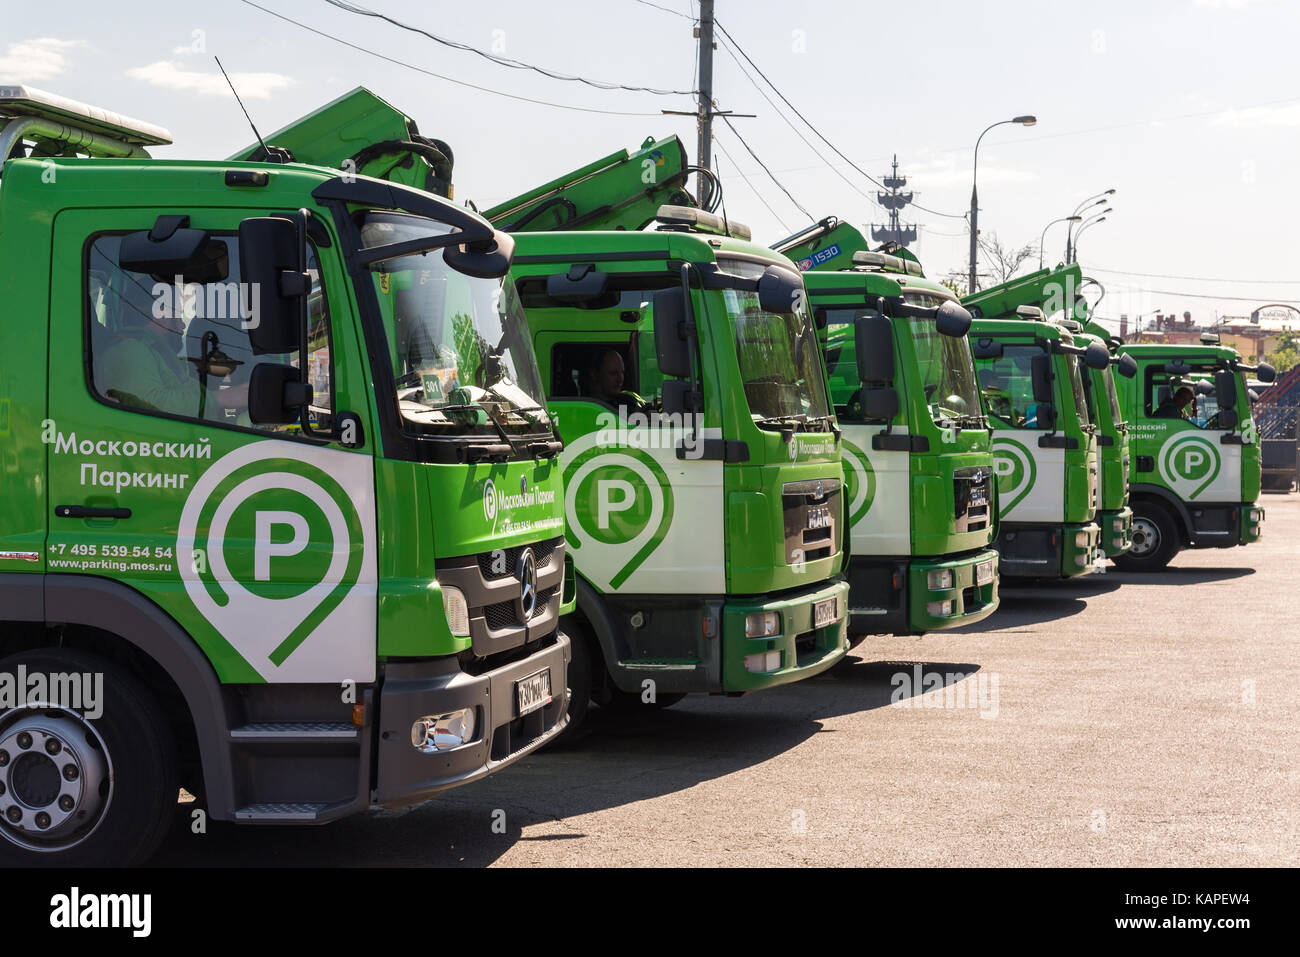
962,266 -> 1112,579
772,218 -> 1000,639
965,265 -> 1138,563
506,207 -> 849,727
1112,334 -> 1275,570
0,86 -> 572,865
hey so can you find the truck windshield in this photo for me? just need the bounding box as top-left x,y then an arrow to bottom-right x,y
717,259 -> 832,430
1102,366 -> 1124,426
356,211 -> 550,439
902,292 -> 983,429
1065,354 -> 1091,428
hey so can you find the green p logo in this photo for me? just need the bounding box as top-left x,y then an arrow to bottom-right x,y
178,441 -> 376,683
841,439 -> 876,527
564,446 -> 674,588
1158,433 -> 1220,500
992,437 -> 1036,515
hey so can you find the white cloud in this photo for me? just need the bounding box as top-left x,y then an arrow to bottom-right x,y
125,61 -> 293,99
0,37 -> 85,83
1213,103 -> 1300,127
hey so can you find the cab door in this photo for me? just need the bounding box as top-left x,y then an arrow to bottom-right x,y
48,207 -> 376,683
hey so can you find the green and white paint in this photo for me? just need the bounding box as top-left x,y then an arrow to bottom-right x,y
841,428 -> 908,556
991,435 -> 1063,523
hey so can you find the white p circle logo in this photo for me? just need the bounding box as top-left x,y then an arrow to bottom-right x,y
255,510 -> 309,581
1181,448 -> 1205,473
597,479 -> 636,529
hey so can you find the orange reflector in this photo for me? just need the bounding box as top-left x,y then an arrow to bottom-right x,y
352,704 -> 366,727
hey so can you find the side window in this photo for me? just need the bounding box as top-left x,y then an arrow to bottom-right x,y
821,314 -> 864,417
1145,371 -> 1215,428
86,233 -> 333,435
974,343 -> 1050,430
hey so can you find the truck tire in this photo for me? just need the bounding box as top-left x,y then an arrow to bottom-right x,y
1113,501 -> 1179,572
0,648 -> 178,867
545,621 -> 595,749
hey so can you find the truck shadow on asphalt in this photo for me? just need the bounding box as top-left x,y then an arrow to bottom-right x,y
1104,566 -> 1256,586
948,592 -> 1091,632
151,658 -> 983,867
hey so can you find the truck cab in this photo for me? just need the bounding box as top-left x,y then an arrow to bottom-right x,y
1073,323 -> 1139,558
1112,336 -> 1274,570
0,86 -> 571,865
508,206 -> 849,727
772,220 -> 998,638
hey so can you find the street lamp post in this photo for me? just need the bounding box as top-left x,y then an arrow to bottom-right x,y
1065,188 -> 1116,264
1072,216 -> 1109,262
969,114 -> 1037,294
1039,215 -> 1083,269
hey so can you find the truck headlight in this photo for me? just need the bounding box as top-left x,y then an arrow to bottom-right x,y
1075,531 -> 1090,548
744,651 -> 782,673
927,568 -> 954,591
442,585 -> 470,637
926,600 -> 954,617
745,611 -> 781,638
1112,518 -> 1124,532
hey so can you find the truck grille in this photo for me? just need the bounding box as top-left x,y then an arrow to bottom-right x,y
782,478 -> 841,564
438,536 -> 566,659
954,466 -> 992,533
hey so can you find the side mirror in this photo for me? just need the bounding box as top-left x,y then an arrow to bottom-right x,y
854,312 -> 895,383
859,387 -> 899,421
661,379 -> 693,415
1257,362 -> 1277,384
249,363 -> 312,425
443,229 -> 514,279
1163,358 -> 1192,375
1031,353 -> 1054,404
546,265 -> 609,304
1215,370 -> 1238,410
652,287 -> 692,379
1218,408 -> 1239,429
1114,353 -> 1138,378
239,216 -> 308,355
971,337 -> 1003,359
1194,380 -> 1214,397
1084,341 -> 1111,370
120,222 -> 229,284
757,264 -> 803,315
934,300 -> 973,338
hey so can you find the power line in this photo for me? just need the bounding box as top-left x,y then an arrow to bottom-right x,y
1088,265 -> 1300,285
714,33 -> 883,217
632,0 -> 694,19
1099,283 -> 1300,305
713,135 -> 791,232
718,114 -> 811,221
237,1 -> 671,117
322,0 -> 696,96
713,19 -> 965,220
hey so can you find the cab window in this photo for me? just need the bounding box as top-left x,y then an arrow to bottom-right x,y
86,233 -> 334,435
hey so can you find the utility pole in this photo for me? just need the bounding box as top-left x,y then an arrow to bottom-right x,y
695,0 -> 715,207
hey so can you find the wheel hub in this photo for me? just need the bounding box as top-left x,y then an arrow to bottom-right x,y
1130,516 -> 1159,557
0,711 -> 110,850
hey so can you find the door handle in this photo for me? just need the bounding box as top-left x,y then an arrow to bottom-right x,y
55,505 -> 131,519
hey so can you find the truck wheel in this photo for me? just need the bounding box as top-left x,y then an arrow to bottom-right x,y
0,649 -> 178,867
1113,502 -> 1179,572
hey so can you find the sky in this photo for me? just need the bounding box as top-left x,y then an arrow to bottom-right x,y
5,0 -> 1300,334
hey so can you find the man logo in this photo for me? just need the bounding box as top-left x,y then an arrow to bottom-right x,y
991,438 -> 1036,515
177,441 -> 377,683
516,548 -> 538,622
1158,433 -> 1221,500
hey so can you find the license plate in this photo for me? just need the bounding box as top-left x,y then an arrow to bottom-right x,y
976,560 -> 995,586
516,668 -> 552,717
813,596 -> 839,629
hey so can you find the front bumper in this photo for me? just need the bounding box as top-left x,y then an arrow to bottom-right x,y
1100,506 -> 1133,558
906,549 -> 1000,633
720,578 -> 849,693
372,633 -> 570,809
1241,504 -> 1265,544
995,522 -> 1099,579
